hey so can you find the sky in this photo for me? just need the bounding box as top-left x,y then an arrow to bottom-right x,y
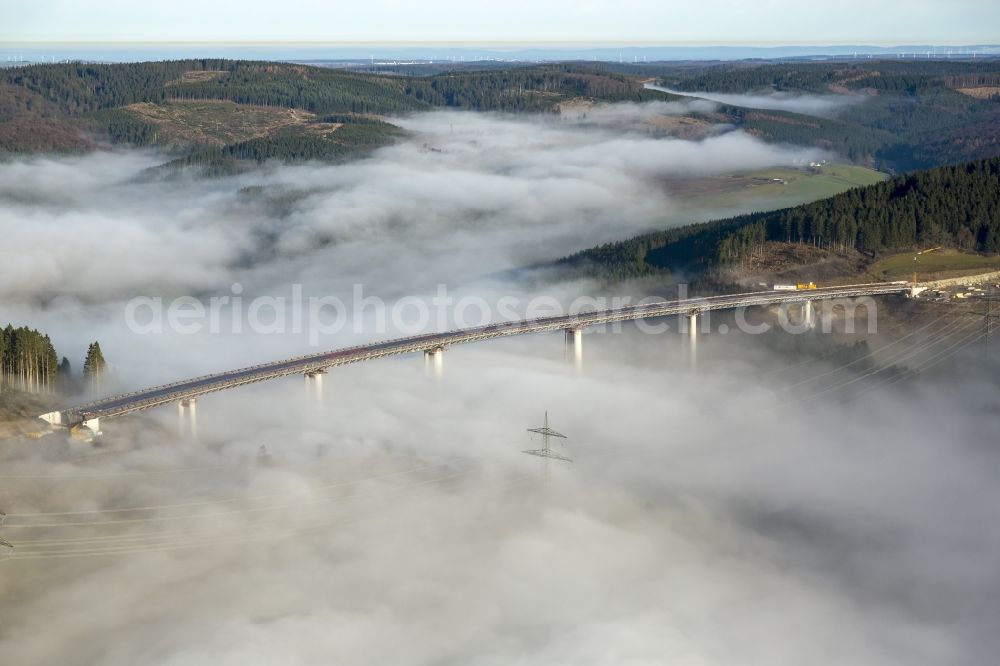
2,0 -> 998,45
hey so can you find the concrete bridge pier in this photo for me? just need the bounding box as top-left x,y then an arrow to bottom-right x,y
686,312 -> 699,371
564,328 -> 583,371
424,347 -> 444,379
803,300 -> 816,329
305,369 -> 326,404
178,398 -> 198,439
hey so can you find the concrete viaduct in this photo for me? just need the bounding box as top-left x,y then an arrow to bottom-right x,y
40,282 -> 910,435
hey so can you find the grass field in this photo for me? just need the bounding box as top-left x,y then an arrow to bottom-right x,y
751,163 -> 887,198
871,250 -> 1000,279
655,163 -> 889,232
673,163 -> 887,213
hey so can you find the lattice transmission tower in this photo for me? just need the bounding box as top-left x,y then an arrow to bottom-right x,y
0,510 -> 12,559
523,411 -> 571,482
970,286 -> 999,361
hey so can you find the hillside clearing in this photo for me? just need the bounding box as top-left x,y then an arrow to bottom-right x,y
165,70 -> 228,86
955,86 -> 1000,99
123,100 -> 340,147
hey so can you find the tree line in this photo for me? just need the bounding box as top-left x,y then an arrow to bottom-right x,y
667,60 -> 1000,94
559,156 -> 1000,281
0,326 -> 107,395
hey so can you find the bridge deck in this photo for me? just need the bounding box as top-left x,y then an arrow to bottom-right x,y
54,283 -> 908,423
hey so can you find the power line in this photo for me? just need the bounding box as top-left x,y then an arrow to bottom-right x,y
801,326 -> 981,401
7,471 -> 544,562
773,314 -> 968,395
850,329 -> 987,399
5,458 -> 463,519
768,317 -> 980,409
786,320 -> 980,406
6,465 -> 486,559
967,286 -> 999,360
759,310 -> 956,381
9,442 -> 642,560
3,462 -> 474,529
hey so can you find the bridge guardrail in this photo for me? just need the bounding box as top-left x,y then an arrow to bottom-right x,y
57,283 -> 909,422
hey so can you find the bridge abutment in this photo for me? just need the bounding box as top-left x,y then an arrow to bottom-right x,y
39,411 -> 65,427
82,417 -> 101,436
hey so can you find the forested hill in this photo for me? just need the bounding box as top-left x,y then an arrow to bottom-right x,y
653,59 -> 1000,172
0,59 -> 671,161
3,58 -> 1000,172
559,157 -> 1000,281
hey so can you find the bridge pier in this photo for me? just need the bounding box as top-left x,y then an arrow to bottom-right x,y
564,328 -> 583,371
305,369 -> 326,404
178,398 -> 198,439
686,312 -> 699,371
803,300 -> 815,329
424,347 -> 444,379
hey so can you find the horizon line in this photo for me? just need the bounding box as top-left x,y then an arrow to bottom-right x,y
1,40 -> 998,48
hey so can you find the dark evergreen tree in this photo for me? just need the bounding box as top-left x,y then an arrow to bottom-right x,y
57,356 -> 76,394
83,342 -> 107,392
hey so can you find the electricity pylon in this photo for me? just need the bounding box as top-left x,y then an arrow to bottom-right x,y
0,510 -> 11,559
523,411 -> 571,482
970,286 -> 999,360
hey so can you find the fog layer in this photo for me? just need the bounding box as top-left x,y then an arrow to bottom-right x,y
645,84 -> 864,117
0,109 -> 828,384
1,335 -> 997,665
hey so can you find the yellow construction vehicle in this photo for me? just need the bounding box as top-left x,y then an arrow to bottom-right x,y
796,282 -> 818,290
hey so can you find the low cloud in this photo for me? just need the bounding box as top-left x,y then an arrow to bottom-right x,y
557,98 -> 720,125
0,334 -> 997,665
0,109 -> 829,383
646,84 -> 864,117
